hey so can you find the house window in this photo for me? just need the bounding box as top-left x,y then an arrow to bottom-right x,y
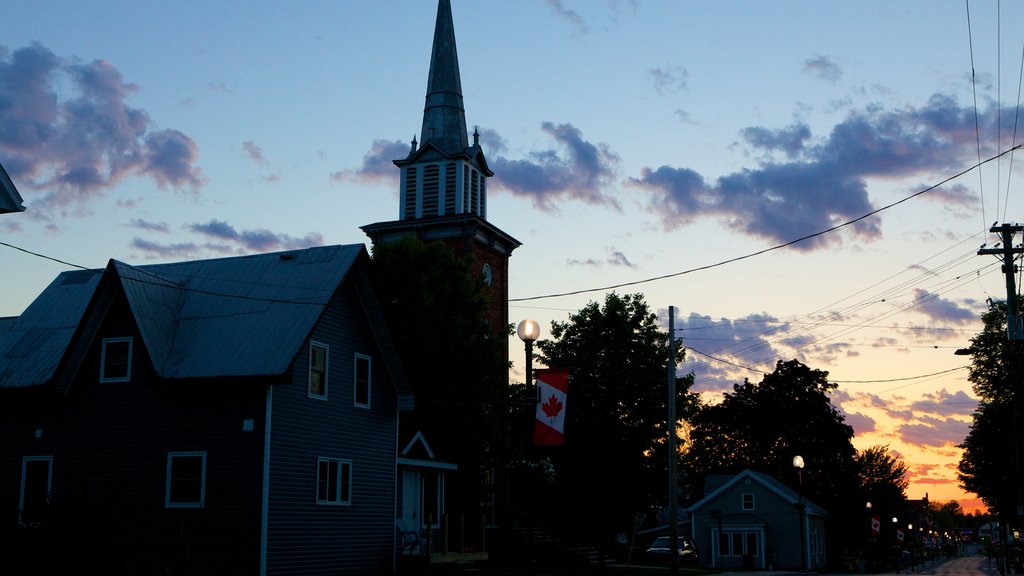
308,341 -> 328,399
317,458 -> 352,505
718,530 -> 760,557
354,354 -> 371,408
19,456 -> 52,526
166,452 -> 206,508
100,337 -> 132,382
742,493 -> 755,510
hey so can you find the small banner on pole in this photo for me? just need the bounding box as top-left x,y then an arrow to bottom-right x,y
871,516 -> 880,536
534,368 -> 569,445
896,529 -> 904,543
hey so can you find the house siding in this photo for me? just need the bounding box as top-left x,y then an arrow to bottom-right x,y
266,279 -> 398,575
0,291 -> 268,575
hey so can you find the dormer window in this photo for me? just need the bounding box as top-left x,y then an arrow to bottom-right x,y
100,337 -> 132,383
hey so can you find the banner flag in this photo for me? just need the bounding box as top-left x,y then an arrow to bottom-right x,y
533,368 -> 569,445
871,516 -> 880,536
896,529 -> 904,543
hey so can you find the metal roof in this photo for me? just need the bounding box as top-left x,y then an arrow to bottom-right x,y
0,245 -> 365,387
0,270 -> 102,388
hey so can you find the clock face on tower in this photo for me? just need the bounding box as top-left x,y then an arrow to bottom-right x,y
482,262 -> 493,287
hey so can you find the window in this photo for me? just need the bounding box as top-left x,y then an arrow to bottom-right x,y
166,452 -> 206,508
308,341 -> 328,399
317,458 -> 352,505
100,337 -> 132,382
19,456 -> 52,526
718,530 -> 760,557
742,493 -> 755,511
354,354 -> 371,408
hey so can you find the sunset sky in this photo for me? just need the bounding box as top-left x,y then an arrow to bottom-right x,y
4,0 -> 1024,512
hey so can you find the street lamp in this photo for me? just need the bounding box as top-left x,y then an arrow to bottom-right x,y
793,455 -> 806,572
517,319 -> 541,399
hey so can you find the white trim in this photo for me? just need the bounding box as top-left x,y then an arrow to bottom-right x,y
742,492 -> 755,511
354,353 -> 371,408
165,451 -> 206,508
99,336 -> 132,383
308,341 -> 329,400
316,457 -> 353,506
259,386 -> 272,576
397,457 -> 458,470
400,430 -> 435,458
19,456 -> 52,526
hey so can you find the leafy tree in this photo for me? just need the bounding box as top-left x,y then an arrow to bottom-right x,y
856,445 -> 909,513
370,237 -> 508,531
957,299 -> 1022,520
531,292 -> 700,544
684,359 -> 860,564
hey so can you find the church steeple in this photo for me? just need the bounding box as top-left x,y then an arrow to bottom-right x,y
421,0 -> 468,154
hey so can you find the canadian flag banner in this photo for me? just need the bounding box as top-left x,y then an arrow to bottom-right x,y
534,368 -> 569,445
870,515 -> 880,536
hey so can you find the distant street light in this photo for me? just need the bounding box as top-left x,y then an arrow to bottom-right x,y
793,455 -> 806,572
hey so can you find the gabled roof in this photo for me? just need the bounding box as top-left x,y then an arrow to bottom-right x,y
688,469 -> 828,517
0,245 -> 413,403
0,161 -> 25,214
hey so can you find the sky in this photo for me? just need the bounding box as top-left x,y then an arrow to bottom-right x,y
3,0 -> 1024,513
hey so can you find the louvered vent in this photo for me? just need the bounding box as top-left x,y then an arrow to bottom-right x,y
444,163 -> 456,215
422,165 -> 440,217
404,167 -> 417,220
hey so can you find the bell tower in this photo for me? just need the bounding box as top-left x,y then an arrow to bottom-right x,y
362,0 -> 520,334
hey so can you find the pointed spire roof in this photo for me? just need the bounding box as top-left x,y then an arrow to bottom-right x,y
420,0 -> 468,154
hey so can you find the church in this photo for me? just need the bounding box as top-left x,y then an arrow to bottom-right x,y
0,1 -> 518,574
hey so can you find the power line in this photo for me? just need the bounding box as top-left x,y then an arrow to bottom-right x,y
510,144 -> 1022,303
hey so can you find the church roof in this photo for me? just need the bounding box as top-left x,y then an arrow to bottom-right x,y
0,161 -> 25,214
419,0 -> 469,155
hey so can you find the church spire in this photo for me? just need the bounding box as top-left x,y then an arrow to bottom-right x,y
420,0 -> 468,154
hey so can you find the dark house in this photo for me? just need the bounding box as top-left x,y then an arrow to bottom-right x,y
0,244 -> 413,575
688,469 -> 829,571
0,160 -> 25,214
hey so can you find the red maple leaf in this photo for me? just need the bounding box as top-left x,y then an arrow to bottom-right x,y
541,394 -> 563,418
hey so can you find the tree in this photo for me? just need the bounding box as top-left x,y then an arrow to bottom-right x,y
531,292 -> 700,544
684,359 -> 860,564
957,299 -> 1021,520
370,237 -> 508,533
856,445 -> 909,512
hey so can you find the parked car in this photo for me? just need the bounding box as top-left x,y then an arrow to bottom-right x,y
645,536 -> 698,563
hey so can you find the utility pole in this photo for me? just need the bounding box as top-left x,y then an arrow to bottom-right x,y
979,223 -> 1024,566
668,306 -> 679,576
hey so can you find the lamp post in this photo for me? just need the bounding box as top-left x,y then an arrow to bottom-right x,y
516,319 -> 540,576
793,455 -> 806,572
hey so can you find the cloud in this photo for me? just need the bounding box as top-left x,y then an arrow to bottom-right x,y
488,122 -> 621,211
803,55 -> 842,82
545,0 -> 589,33
567,247 -> 638,268
842,410 -> 877,435
242,141 -> 267,166
188,219 -> 323,252
677,312 -> 791,391
911,289 -> 978,324
649,65 -> 689,95
331,139 -> 409,183
897,415 -> 970,448
909,389 -> 977,418
633,94 -> 1004,250
0,43 -> 204,212
130,237 -> 202,260
128,218 -> 170,233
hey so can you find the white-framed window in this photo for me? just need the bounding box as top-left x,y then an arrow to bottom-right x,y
718,531 -> 760,557
19,456 -> 52,526
316,458 -> 352,505
308,341 -> 328,399
100,337 -> 132,383
353,354 -> 371,408
166,452 -> 206,508
742,493 -> 755,511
